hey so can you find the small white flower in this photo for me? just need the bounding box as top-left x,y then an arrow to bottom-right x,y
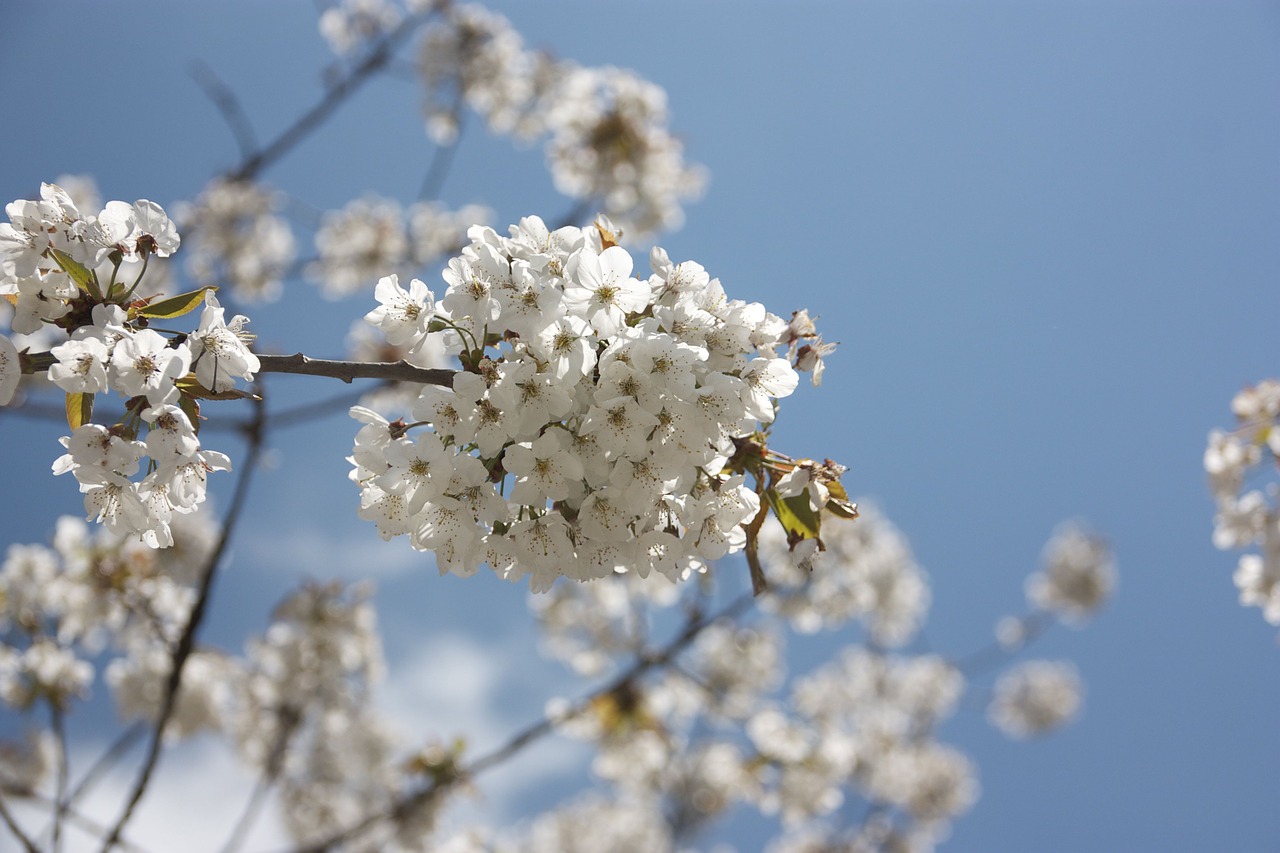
365,274 -> 435,349
48,337 -> 111,395
109,328 -> 191,407
189,293 -> 258,392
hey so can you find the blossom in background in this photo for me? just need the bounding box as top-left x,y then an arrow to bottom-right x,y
989,660 -> 1083,739
1026,523 -> 1116,623
1206,379 -> 1280,626
176,178 -> 296,303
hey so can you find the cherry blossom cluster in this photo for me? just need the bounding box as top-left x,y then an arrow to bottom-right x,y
1023,522 -> 1116,624
988,660 -> 1083,739
351,216 -> 831,591
416,4 -> 705,237
308,195 -> 491,299
0,183 -> 261,547
0,510 -> 216,748
1205,379 -> 1280,625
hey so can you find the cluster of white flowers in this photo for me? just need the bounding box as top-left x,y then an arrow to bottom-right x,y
176,178 -> 297,302
350,216 -> 831,591
1025,523 -> 1116,624
230,582 -> 413,847
319,0 -> 406,56
0,515 -> 434,849
416,4 -> 704,237
0,183 -> 178,337
0,510 -> 216,778
0,183 -> 261,546
988,659 -> 1083,739
309,196 -> 491,299
1206,379 -> 1280,625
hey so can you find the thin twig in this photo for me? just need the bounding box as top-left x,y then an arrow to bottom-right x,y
418,104 -> 466,201
65,723 -> 146,810
188,60 -> 260,162
21,792 -> 152,853
98,396 -> 269,853
256,353 -> 455,388
949,609 -> 1052,676
270,383 -> 392,427
227,8 -> 441,184
50,702 -> 68,853
0,794 -> 40,853
218,709 -> 299,853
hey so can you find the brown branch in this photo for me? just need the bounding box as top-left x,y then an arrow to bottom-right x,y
98,396 -> 269,853
189,59 -> 259,160
255,353 -> 455,388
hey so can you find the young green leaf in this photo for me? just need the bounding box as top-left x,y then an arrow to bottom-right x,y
136,286 -> 218,320
49,248 -> 101,299
65,391 -> 93,431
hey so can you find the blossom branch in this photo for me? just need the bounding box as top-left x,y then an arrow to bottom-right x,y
255,353 -> 455,388
99,395 -> 269,853
219,710 -> 299,853
21,792 -> 152,853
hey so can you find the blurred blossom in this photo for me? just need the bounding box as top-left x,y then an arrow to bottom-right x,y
1026,523 -> 1115,623
176,178 -> 296,302
989,660 -> 1083,739
759,502 -> 930,646
1207,380 -> 1280,627
320,0 -> 403,56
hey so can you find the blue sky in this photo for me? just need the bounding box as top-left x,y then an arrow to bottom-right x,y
2,2 -> 1279,851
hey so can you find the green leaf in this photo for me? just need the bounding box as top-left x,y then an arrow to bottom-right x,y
49,248 -> 100,298
65,392 -> 93,431
764,486 -> 822,544
137,286 -> 217,320
825,480 -> 860,520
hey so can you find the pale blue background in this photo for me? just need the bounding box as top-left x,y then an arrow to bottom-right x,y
1,2 -> 1278,851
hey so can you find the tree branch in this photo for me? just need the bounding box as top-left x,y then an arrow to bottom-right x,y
226,7 -> 441,184
98,396 -> 269,852
188,60 -> 260,161
255,354 -> 455,388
